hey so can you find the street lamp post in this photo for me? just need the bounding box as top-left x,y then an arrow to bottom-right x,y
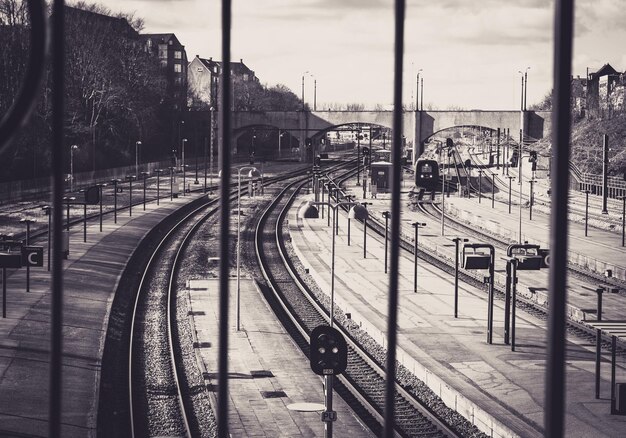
621,196 -> 625,247
412,222 -> 426,293
168,166 -> 175,201
63,196 -> 75,231
110,179 -> 121,223
181,138 -> 188,195
195,138 -> 200,185
491,173 -> 495,208
126,175 -> 135,217
41,205 -> 51,271
236,166 -> 263,331
362,202 -> 369,258
209,107 -> 215,194
478,169 -> 484,203
345,195 -> 355,245
135,141 -> 141,176
155,169 -> 163,205
507,176 -> 514,214
382,211 -> 390,274
529,180 -> 535,220
70,144 -> 78,192
141,172 -> 149,210
96,183 -> 106,231
585,190 -> 590,236
20,218 -> 35,291
356,127 -> 361,186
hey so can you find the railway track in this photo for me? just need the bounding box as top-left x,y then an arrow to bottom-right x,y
353,171 -> 626,356
95,160 -> 354,437
250,174 -> 465,437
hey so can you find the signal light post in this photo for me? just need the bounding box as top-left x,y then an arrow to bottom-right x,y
310,325 -> 348,438
507,175 -> 514,214
382,211 -> 390,273
463,243 -> 495,344
412,222 -> 426,293
504,244 -> 544,349
451,237 -> 468,318
155,169 -> 163,205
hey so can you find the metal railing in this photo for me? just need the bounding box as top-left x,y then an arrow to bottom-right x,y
0,1 -> 578,437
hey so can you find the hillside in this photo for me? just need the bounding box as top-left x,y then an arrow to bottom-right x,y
535,113 -> 626,176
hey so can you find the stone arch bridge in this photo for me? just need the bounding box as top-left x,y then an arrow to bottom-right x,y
195,110 -> 551,162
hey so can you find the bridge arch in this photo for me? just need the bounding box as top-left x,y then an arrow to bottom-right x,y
189,109 -> 552,163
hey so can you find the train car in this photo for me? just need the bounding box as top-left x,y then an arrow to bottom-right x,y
414,159 -> 439,190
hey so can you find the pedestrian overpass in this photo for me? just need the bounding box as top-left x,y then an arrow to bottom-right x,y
225,109 -> 552,161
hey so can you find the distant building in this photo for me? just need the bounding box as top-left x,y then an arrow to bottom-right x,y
140,33 -> 188,110
65,6 -> 138,39
571,76 -> 588,117
188,56 -> 220,108
187,56 -> 258,108
585,63 -> 624,118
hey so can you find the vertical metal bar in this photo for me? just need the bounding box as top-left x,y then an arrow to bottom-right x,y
454,240 -> 459,318
47,212 -> 51,271
487,249 -> 494,344
622,196 -> 626,246
363,217 -> 367,259
511,259 -> 517,351
217,0 -> 232,436
504,260 -> 511,344
622,196 -> 625,246
595,290 -> 603,399
413,225 -> 417,293
83,204 -> 86,242
2,268 -> 6,318
330,207 -> 336,328
50,1 -> 65,436
26,222 -> 30,292
545,0 -> 574,435
384,0 -> 405,435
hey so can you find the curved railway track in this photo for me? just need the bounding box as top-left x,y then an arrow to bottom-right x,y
251,176 -> 462,437
121,159 -> 357,437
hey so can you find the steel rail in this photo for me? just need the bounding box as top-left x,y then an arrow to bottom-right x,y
254,176 -> 458,437
126,164 -> 324,437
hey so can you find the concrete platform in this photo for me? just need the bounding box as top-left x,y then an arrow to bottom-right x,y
289,190 -> 626,438
187,278 -> 373,437
0,194 -> 193,437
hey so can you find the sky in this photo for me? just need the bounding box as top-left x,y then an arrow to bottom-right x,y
104,0 -> 626,110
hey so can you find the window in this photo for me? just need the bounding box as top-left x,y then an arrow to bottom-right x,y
243,74 -> 249,81
174,64 -> 182,73
175,51 -> 182,59
158,44 -> 167,59
197,67 -> 203,72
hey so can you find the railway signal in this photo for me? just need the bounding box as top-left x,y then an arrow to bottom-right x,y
310,325 -> 347,376
310,325 -> 347,438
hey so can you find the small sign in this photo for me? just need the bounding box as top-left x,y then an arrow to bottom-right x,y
21,246 -> 44,267
0,253 -> 22,268
321,411 -> 337,422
